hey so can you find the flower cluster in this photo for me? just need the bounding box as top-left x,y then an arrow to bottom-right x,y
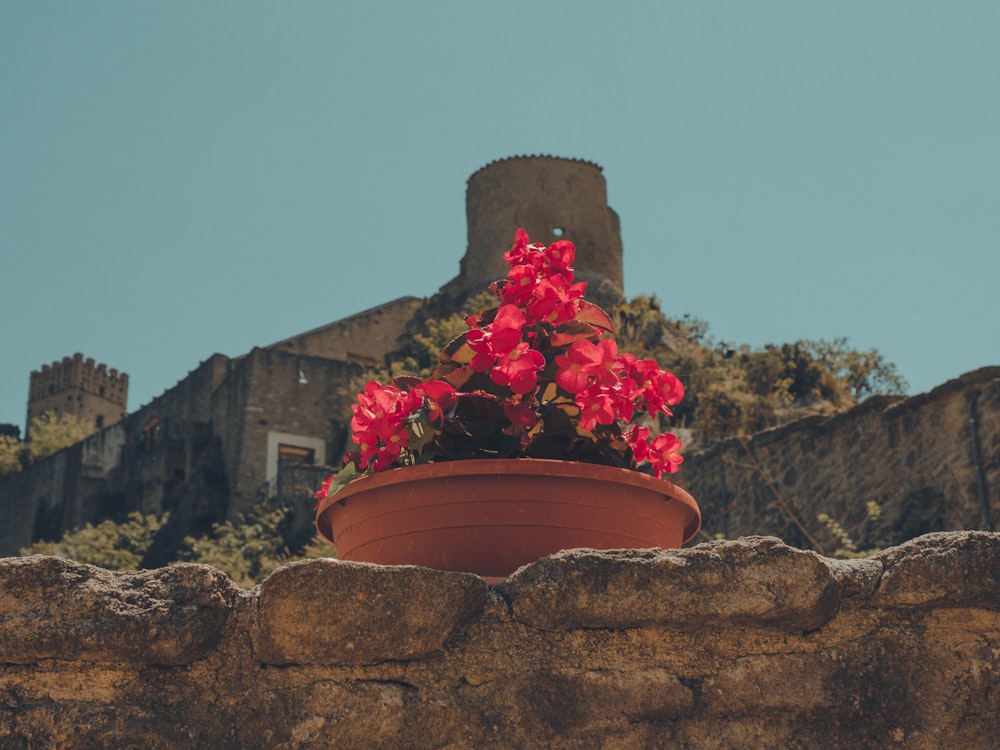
317,229 -> 686,501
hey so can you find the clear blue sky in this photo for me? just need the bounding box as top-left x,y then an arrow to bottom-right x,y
2,1 -> 998,433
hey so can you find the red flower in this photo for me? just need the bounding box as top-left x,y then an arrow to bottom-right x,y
414,380 -> 457,424
624,424 -> 651,463
372,426 -> 410,471
647,433 -> 684,477
491,341 -> 546,395
526,273 -> 586,325
608,383 -> 635,423
501,264 -> 539,306
619,355 -> 660,386
502,228 -> 532,266
643,370 -> 685,417
554,344 -> 592,394
555,339 -> 619,394
467,304 -> 527,372
544,240 -> 575,273
504,396 -> 540,431
575,384 -> 618,431
350,425 -> 381,468
349,381 -> 420,469
314,473 -> 336,501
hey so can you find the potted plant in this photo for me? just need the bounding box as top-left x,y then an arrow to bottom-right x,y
315,229 -> 700,582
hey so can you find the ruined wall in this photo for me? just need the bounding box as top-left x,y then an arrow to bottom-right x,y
0,425 -> 131,557
0,357 -> 232,556
266,297 -> 423,368
683,367 -> 1000,552
1,531 -> 998,749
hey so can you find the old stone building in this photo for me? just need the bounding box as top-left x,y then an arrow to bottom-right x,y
2,154 -> 997,561
2,155 -> 997,749
26,353 -> 128,438
0,156 -> 630,558
439,157 -> 625,309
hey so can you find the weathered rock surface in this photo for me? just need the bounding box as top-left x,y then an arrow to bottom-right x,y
0,555 -> 239,666
253,558 -> 488,665
2,532 -> 999,749
496,536 -> 840,632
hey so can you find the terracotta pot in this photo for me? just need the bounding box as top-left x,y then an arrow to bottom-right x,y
315,458 -> 701,583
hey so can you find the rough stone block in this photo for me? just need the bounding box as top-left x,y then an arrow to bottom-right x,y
701,654 -> 830,716
494,536 -> 840,632
874,531 -> 1000,609
512,669 -> 693,728
252,558 -> 489,666
0,556 -> 238,665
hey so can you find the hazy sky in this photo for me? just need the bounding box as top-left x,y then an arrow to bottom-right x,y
2,1 -> 998,432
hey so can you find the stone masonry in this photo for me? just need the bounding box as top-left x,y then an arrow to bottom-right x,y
1,531 -> 998,748
684,366 -> 1000,552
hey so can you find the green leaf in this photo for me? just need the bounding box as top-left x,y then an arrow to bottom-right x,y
407,414 -> 438,455
324,462 -> 363,500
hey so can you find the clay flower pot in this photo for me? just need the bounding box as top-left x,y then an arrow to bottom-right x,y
315,458 -> 701,583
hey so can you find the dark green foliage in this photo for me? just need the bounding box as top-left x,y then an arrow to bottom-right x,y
0,411 -> 91,476
21,512 -> 169,570
22,503 -> 336,587
606,296 -> 906,446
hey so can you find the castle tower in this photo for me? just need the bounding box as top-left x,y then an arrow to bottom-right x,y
26,353 -> 128,438
440,156 -> 625,308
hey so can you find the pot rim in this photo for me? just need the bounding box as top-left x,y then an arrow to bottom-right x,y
315,457 -> 700,543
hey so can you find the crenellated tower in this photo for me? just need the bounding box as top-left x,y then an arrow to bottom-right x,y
439,155 -> 625,309
26,353 -> 128,438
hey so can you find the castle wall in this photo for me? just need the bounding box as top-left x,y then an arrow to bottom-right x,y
2,531 -> 998,749
0,347 -> 366,556
128,354 -> 230,428
267,297 -> 422,368
441,156 -> 625,308
111,355 -> 232,516
0,428 -> 128,556
219,348 -> 361,515
0,449 -> 74,556
684,366 -> 1000,551
0,357 -> 231,556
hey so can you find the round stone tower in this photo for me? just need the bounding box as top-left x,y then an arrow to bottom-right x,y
440,156 -> 625,308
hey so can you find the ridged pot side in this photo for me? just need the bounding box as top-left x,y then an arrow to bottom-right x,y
315,459 -> 700,582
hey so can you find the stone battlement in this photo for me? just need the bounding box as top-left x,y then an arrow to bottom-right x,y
26,352 -> 129,437
29,353 -> 128,405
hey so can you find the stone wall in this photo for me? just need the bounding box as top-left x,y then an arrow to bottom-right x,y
0,357 -> 232,557
683,367 -> 1000,552
222,348 -> 361,515
1,531 -> 998,749
266,297 -> 423,368
0,349 -> 363,558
